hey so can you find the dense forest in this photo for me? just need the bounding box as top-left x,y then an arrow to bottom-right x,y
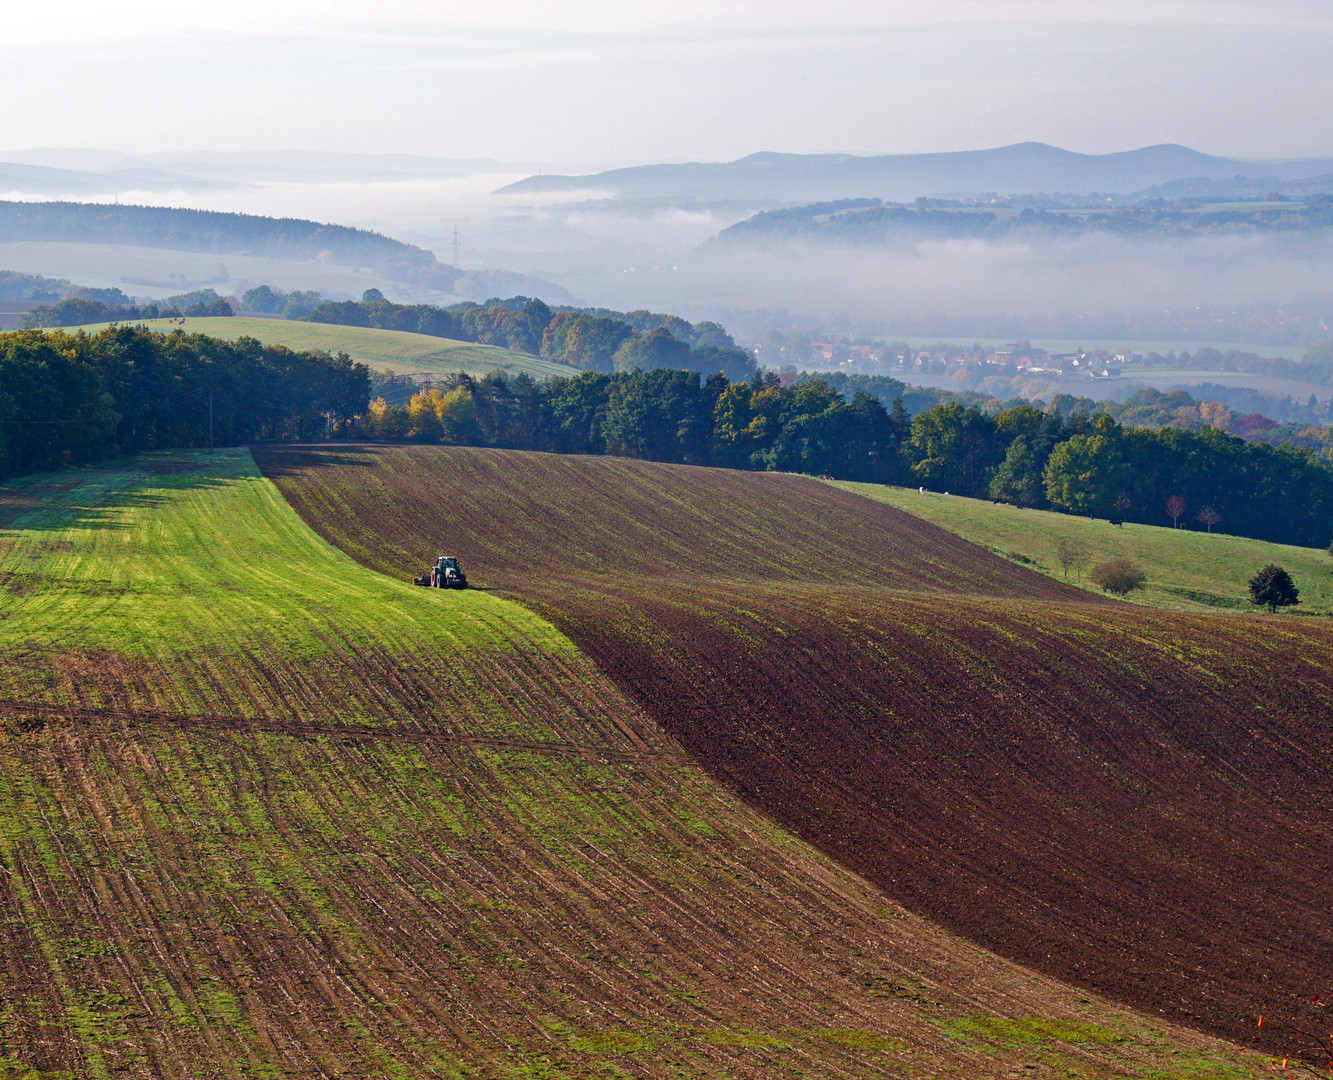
296,290 -> 760,381
0,326 -> 368,479
358,368 -> 1333,548
0,269 -> 134,305
21,288 -> 238,327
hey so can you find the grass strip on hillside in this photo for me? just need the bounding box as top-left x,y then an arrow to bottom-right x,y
49,316 -> 579,378
835,481 -> 1333,613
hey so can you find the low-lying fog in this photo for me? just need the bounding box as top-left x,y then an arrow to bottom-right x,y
2,162 -> 1331,346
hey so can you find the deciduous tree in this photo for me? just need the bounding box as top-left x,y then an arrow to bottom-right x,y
1249,564 -> 1299,613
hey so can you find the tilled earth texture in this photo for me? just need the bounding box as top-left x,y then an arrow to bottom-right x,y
258,443 -> 1333,1057
0,448 -> 1263,1079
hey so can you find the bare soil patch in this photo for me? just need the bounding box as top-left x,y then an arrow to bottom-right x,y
257,442 -> 1333,1051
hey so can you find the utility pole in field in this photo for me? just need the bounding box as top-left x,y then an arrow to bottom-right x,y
209,388 -> 214,451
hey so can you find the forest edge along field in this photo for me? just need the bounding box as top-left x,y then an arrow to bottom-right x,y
256,441 -> 1333,1057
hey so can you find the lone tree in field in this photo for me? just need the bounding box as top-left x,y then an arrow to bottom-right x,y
1054,537 -> 1091,581
1164,494 -> 1187,528
1195,506 -> 1222,533
1089,558 -> 1146,596
1249,564 -> 1299,613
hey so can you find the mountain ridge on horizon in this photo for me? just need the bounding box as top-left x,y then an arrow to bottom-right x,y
499,141 -> 1333,203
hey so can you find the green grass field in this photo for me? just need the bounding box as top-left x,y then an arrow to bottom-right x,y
48,316 -> 579,379
837,481 -> 1333,614
0,448 -> 563,662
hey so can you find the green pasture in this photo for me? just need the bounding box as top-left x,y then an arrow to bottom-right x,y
839,481 -> 1333,614
0,448 -> 569,664
46,316 -> 578,379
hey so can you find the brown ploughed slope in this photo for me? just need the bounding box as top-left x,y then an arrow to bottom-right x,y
258,443 -> 1333,1050
14,449 -> 1261,1080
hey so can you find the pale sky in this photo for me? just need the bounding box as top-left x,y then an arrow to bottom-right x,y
5,0 -> 1333,163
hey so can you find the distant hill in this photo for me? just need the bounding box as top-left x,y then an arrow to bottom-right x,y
715,193 -> 1333,246
0,201 -> 571,301
0,162 -> 220,196
0,148 -> 536,184
499,142 -> 1333,203
0,200 -> 461,289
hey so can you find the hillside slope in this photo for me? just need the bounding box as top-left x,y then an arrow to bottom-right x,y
835,481 -> 1333,613
258,443 -> 1333,1050
0,449 -> 1253,1079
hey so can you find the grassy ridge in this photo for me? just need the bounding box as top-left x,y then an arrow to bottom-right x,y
0,449 -> 1258,1079
837,482 -> 1333,613
259,443 -> 1333,1054
48,316 -> 579,378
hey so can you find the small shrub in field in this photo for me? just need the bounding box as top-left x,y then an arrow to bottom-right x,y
1089,558 -> 1146,596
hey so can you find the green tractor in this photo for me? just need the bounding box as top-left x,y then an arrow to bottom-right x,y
414,555 -> 468,590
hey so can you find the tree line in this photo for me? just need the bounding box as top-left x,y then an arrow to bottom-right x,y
0,326 -> 368,479
283,290 -> 759,382
21,289 -> 236,328
360,369 -> 905,483
8,317 -> 1332,549
357,369 -> 1333,548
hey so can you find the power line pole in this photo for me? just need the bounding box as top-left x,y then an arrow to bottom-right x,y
451,226 -> 461,266
209,388 -> 214,451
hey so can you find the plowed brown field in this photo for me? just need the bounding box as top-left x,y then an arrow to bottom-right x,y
258,443 -> 1333,1053
1,449 -> 1261,1080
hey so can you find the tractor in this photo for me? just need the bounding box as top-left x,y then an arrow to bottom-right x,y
414,555 -> 468,590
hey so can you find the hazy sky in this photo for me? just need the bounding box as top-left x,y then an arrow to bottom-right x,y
5,0 -> 1333,164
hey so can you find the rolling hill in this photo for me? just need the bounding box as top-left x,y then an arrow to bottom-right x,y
53,316 -> 577,379
0,448 -> 1260,1078
258,443 -> 1333,1053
